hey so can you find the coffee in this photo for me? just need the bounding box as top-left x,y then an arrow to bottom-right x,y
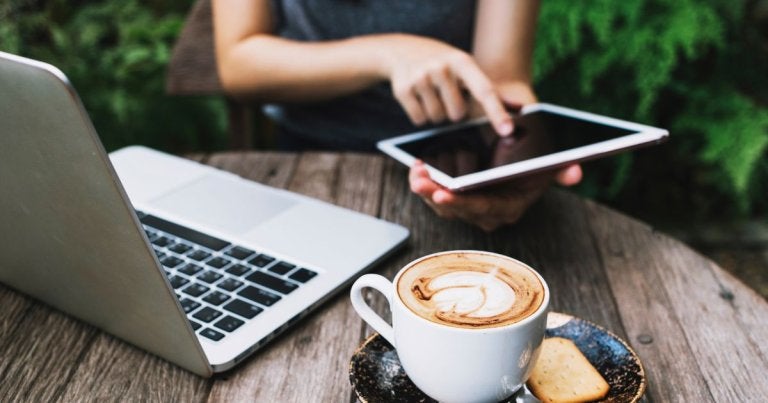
351,250 -> 550,402
397,251 -> 544,329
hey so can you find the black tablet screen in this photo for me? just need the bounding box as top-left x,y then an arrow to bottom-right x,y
396,111 -> 634,178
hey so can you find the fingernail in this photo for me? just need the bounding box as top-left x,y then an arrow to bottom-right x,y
498,121 -> 513,136
433,191 -> 449,204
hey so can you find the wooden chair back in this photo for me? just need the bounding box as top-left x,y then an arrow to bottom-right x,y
166,0 -> 254,149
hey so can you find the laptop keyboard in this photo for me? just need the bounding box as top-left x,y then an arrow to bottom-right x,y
136,211 -> 318,342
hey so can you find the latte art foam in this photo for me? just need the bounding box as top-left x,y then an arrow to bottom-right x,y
417,269 -> 517,320
398,253 -> 544,329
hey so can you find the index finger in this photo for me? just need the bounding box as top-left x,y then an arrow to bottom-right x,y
450,58 -> 512,136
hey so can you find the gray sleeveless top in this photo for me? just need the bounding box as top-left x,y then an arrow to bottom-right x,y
266,0 -> 477,151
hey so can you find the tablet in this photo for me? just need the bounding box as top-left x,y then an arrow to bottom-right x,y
377,103 -> 669,192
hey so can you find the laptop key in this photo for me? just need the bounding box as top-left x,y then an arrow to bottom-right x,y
170,243 -> 192,254
246,271 -> 298,295
239,286 -> 281,307
289,268 -> 318,283
200,328 -> 224,341
226,264 -> 251,277
160,256 -> 184,268
268,261 -> 295,275
187,250 -> 211,261
249,254 -> 275,268
140,214 -> 231,251
178,263 -> 203,276
189,321 -> 202,331
169,275 -> 190,289
152,236 -> 172,247
223,299 -> 263,319
225,246 -> 255,261
206,257 -> 231,269
193,307 -> 223,323
182,283 -> 209,297
180,298 -> 201,314
197,270 -> 223,284
203,291 -> 231,306
214,316 -> 245,333
217,278 -> 244,292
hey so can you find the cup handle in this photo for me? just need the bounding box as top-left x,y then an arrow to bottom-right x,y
350,274 -> 395,346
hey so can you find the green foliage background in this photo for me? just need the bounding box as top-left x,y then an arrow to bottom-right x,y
1,0 -> 767,220
534,0 -> 768,219
0,0 -> 228,152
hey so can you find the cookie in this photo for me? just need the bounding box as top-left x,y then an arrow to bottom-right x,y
527,337 -> 610,402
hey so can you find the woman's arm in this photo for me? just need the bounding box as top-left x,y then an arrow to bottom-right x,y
472,0 -> 540,105
212,0 -> 386,102
212,0 -> 512,133
472,0 -> 540,87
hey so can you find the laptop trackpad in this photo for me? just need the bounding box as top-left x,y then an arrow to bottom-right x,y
149,175 -> 297,234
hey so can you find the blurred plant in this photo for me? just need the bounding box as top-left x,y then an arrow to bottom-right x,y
0,0 -> 228,153
534,0 -> 768,218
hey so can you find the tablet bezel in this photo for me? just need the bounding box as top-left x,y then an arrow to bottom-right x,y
376,103 -> 669,192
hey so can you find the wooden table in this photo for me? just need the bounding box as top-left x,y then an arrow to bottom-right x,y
1,151 -> 767,402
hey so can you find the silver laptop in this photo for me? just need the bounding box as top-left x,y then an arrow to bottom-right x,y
0,51 -> 409,376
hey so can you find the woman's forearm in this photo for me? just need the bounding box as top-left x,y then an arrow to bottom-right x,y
472,0 -> 540,85
213,0 -> 399,102
217,34 -> 394,102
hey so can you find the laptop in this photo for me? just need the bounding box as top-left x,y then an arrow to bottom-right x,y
0,51 -> 409,376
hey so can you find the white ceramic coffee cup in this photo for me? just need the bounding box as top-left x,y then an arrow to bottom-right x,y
350,250 -> 549,403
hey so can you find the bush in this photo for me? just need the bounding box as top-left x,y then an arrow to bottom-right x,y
534,0 -> 768,218
0,0 -> 228,153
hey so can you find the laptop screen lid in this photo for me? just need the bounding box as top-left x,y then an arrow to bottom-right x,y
0,52 -> 212,376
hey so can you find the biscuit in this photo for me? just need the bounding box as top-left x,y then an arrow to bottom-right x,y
527,337 -> 610,402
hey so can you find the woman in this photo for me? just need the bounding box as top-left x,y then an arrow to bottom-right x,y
212,0 -> 581,231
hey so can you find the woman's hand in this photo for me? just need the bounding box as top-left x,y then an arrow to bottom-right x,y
380,33 -> 571,231
407,80 -> 581,232
379,34 -> 514,136
409,161 -> 583,232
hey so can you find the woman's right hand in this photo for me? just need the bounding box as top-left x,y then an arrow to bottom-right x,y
377,34 -> 513,136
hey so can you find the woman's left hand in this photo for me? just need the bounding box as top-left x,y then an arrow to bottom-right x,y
409,161 -> 582,232
407,81 -> 583,232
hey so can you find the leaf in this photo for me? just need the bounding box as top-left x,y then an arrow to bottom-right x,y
673,87 -> 768,197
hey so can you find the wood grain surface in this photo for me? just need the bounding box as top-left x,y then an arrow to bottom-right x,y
1,151 -> 767,402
